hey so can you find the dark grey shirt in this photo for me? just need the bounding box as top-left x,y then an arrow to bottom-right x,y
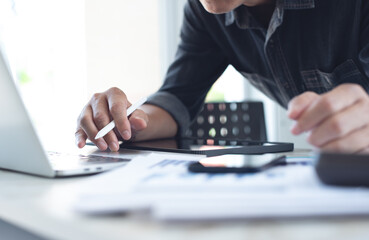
147,0 -> 369,136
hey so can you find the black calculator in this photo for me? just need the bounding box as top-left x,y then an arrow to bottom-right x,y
315,152 -> 369,187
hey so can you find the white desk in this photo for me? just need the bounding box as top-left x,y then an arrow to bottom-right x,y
1,148 -> 369,240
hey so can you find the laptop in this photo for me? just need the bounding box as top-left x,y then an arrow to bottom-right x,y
0,47 -> 129,177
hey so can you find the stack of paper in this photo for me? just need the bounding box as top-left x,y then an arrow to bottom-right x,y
73,153 -> 369,220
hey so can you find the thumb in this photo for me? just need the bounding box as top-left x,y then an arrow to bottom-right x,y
75,128 -> 87,148
129,109 -> 149,131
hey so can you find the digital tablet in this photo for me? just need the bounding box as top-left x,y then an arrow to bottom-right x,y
120,137 -> 293,156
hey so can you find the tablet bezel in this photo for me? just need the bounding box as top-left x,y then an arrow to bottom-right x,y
120,137 -> 294,156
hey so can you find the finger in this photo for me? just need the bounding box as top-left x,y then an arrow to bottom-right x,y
292,84 -> 366,135
106,88 -> 132,140
75,128 -> 87,148
79,105 -> 108,151
129,109 -> 149,132
287,91 -> 319,120
357,147 -> 369,155
90,93 -> 120,151
307,99 -> 369,147
320,124 -> 369,153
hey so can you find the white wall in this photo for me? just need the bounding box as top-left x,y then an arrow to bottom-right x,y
85,0 -> 162,102
1,0 -> 87,148
158,0 -> 187,78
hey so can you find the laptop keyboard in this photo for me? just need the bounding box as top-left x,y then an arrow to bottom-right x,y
47,151 -> 130,165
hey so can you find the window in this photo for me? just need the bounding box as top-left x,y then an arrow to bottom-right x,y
1,0 -> 86,148
1,0 -> 163,149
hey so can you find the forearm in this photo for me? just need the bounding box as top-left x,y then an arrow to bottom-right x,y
133,104 -> 178,141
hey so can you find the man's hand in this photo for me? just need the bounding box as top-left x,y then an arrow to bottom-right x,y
75,87 -> 149,152
288,84 -> 369,153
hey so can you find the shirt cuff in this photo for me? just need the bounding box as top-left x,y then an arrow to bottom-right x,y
146,91 -> 190,137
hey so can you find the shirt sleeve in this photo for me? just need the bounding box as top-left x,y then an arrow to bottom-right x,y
146,0 -> 229,136
359,0 -> 369,83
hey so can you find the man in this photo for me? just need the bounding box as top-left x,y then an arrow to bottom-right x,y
75,0 -> 369,153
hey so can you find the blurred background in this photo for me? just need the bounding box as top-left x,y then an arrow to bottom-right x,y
0,0 -> 309,149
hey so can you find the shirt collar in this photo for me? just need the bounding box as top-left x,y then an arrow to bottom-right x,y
225,0 -> 315,27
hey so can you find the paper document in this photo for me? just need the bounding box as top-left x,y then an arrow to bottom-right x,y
73,153 -> 369,220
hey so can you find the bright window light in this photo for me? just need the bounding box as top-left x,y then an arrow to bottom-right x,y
0,0 -> 86,149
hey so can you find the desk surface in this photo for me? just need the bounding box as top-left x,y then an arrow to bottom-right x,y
1,148 -> 369,240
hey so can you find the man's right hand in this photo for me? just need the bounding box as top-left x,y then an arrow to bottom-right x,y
75,87 -> 149,152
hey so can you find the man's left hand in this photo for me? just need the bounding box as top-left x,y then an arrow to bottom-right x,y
288,84 -> 369,153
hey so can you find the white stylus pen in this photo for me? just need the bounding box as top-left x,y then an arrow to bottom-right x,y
94,97 -> 148,140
